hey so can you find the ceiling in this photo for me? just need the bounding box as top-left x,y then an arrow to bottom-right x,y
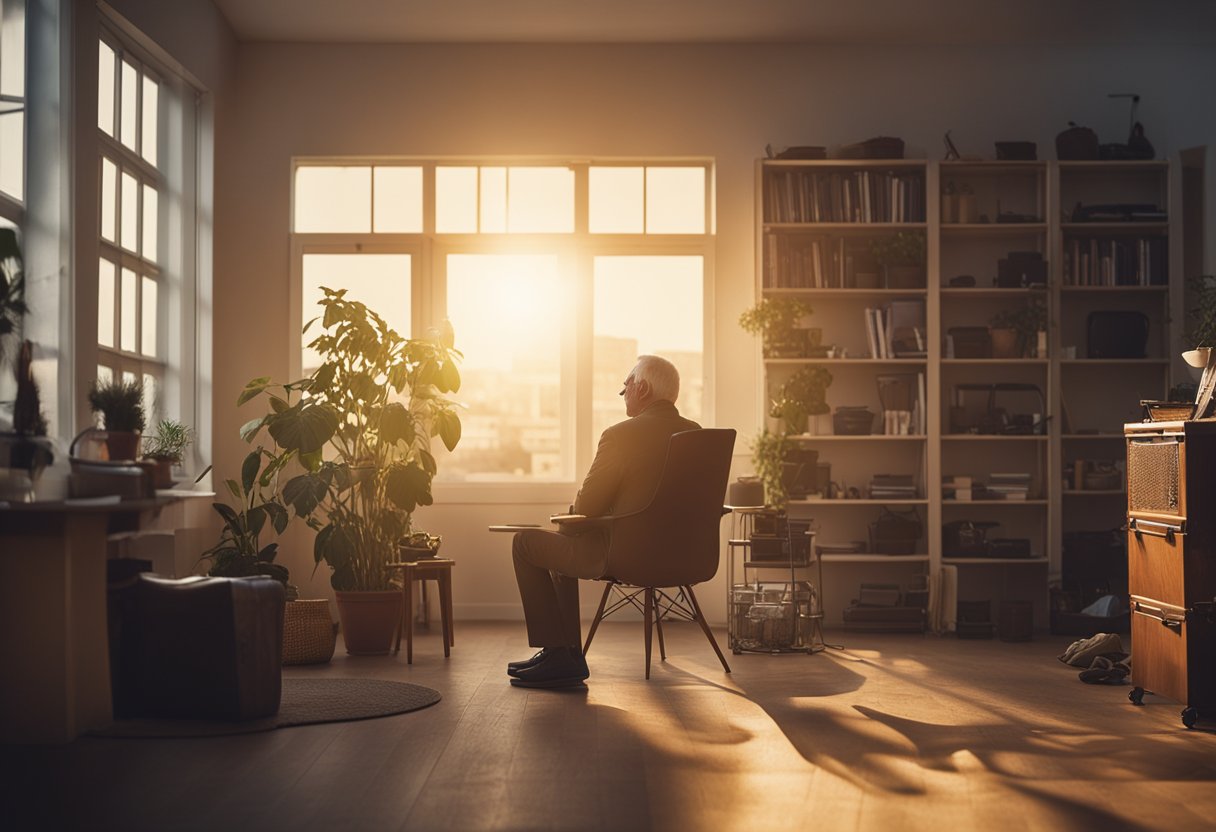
211,0 -> 1216,45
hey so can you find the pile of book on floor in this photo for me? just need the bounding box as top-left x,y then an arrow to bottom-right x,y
985,472 -> 1031,500
842,581 -> 928,632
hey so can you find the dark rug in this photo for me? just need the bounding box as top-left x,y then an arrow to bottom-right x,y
88,678 -> 441,739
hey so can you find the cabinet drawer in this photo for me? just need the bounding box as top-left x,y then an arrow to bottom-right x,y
1127,433 -> 1185,520
1127,524 -> 1185,608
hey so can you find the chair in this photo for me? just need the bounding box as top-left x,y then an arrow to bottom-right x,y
577,428 -> 736,679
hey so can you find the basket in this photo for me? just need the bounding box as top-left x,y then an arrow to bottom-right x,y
1140,400 -> 1195,422
282,599 -> 337,665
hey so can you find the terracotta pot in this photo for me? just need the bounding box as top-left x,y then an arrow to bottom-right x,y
885,266 -> 925,289
104,430 -> 141,461
334,590 -> 403,656
144,457 -> 175,489
989,327 -> 1020,359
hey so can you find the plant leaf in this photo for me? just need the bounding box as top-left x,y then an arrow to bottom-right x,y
241,451 -> 262,495
239,415 -> 267,444
379,402 -> 415,446
385,462 -> 432,513
437,360 -> 461,393
267,402 -> 339,454
237,377 -> 271,406
436,410 -> 462,452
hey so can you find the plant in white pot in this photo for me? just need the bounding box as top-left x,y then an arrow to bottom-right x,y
242,287 -> 463,655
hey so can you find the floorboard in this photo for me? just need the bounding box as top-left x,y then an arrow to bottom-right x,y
2,621 -> 1214,831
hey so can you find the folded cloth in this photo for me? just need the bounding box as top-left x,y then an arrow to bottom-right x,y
1059,632 -> 1124,668
1079,655 -> 1132,685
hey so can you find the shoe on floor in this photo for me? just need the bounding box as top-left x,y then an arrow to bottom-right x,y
1079,655 -> 1131,685
507,649 -> 549,677
509,646 -> 589,689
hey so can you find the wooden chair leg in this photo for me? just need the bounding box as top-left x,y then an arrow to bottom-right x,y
438,575 -> 451,659
403,569 -> 415,664
685,585 -> 731,673
643,587 -> 655,679
583,581 -> 614,656
653,590 -> 667,662
393,574 -> 405,656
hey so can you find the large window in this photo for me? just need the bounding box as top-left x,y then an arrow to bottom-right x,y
0,0 -> 25,213
292,161 -> 712,484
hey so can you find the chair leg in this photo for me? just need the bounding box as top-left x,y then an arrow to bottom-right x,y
653,592 -> 667,662
685,585 -> 731,674
583,581 -> 614,656
643,587 -> 655,680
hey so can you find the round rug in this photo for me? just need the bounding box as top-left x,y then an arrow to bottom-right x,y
88,677 -> 441,739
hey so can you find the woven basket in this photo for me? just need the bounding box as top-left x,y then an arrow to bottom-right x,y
282,599 -> 337,666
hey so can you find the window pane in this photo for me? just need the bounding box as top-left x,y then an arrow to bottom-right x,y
294,166 -> 371,233
593,256 -> 703,440
1,0 -> 25,98
143,373 -> 161,426
300,253 -> 410,372
479,167 -> 506,233
372,166 -> 422,233
120,267 -> 137,352
589,167 -> 643,233
646,167 -> 705,234
100,158 -> 117,240
507,167 -> 573,233
0,110 -> 20,200
97,365 -> 113,386
141,275 -> 157,358
120,59 -> 138,151
444,253 -> 565,480
98,258 -> 116,348
141,75 -> 158,166
435,166 -> 477,233
97,40 -> 115,135
120,170 -> 138,251
142,184 -> 158,262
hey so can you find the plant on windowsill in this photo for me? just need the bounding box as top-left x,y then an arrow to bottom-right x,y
867,231 -> 926,289
241,286 -> 463,655
739,297 -> 815,358
988,297 -> 1047,359
770,366 -> 833,435
87,376 -> 146,461
141,419 -> 194,489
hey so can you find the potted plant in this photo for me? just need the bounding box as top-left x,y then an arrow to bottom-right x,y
988,297 -> 1047,359
142,419 -> 193,489
1183,274 -> 1216,374
87,377 -> 146,461
0,228 -> 28,368
751,429 -> 791,510
197,447 -> 296,597
243,287 -> 463,655
868,231 -> 926,289
769,366 -> 833,435
739,297 -> 814,358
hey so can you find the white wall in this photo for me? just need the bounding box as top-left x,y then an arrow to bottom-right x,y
215,41 -> 1216,624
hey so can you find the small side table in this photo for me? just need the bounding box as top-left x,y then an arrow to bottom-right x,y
389,558 -> 454,664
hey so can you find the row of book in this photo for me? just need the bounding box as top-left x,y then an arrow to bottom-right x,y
943,473 -> 1033,501
1062,236 -> 1168,286
864,300 -> 926,359
870,473 -> 918,500
763,235 -> 860,289
763,169 -> 927,224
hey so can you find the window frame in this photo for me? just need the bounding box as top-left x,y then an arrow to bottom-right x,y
0,0 -> 26,223
290,157 -> 715,501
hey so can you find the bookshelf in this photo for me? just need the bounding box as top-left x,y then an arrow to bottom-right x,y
753,157 -> 1183,631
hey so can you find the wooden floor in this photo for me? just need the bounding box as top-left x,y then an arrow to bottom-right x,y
3,621 -> 1215,831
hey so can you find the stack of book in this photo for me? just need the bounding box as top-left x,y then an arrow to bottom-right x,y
869,473 -> 917,500
986,472 -> 1032,500
942,474 -> 973,501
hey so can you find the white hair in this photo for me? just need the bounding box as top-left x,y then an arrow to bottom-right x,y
633,355 -> 680,402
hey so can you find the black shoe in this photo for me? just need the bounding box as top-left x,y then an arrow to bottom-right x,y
509,647 -> 589,689
507,649 -> 549,677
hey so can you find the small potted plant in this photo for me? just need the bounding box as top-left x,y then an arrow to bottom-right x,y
751,429 -> 791,509
769,366 -> 833,435
87,377 -> 146,461
142,419 -> 193,488
868,232 -> 926,289
399,531 -> 442,561
739,297 -> 815,358
988,297 -> 1047,359
1183,274 -> 1216,374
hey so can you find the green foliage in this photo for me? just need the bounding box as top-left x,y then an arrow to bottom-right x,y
770,366 -> 833,434
751,430 -> 790,509
197,448 -> 292,589
989,296 -> 1047,356
867,231 -> 926,268
739,298 -> 814,355
1186,275 -> 1216,348
0,228 -> 28,366
88,377 -> 146,432
143,419 -> 194,461
245,287 -> 464,592
12,340 -> 47,436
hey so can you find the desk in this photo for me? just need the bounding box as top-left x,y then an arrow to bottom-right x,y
389,558 -> 454,664
0,497 -> 184,743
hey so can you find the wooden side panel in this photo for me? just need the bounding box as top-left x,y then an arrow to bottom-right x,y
1128,530 -> 1186,608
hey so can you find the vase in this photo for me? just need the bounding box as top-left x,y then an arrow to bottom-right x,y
334,590 -> 403,656
104,430 -> 141,462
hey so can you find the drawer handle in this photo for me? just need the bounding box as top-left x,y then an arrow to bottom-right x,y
1130,518 -> 1183,540
1133,599 -> 1186,629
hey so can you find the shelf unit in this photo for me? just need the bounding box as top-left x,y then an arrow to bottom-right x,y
753,157 -> 1183,632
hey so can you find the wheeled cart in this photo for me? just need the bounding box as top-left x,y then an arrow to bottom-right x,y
1125,420 -> 1216,728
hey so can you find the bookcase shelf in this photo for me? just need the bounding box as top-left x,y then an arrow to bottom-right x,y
755,156 -> 1182,632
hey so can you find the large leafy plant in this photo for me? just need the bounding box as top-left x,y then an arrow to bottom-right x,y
198,448 -> 293,589
241,287 -> 462,592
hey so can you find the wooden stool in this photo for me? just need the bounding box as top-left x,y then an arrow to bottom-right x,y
389,558 -> 454,664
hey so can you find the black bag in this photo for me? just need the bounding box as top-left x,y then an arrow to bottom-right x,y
1087,310 -> 1149,359
1056,122 -> 1099,160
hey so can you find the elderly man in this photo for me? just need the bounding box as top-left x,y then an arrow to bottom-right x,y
509,354 -> 699,688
